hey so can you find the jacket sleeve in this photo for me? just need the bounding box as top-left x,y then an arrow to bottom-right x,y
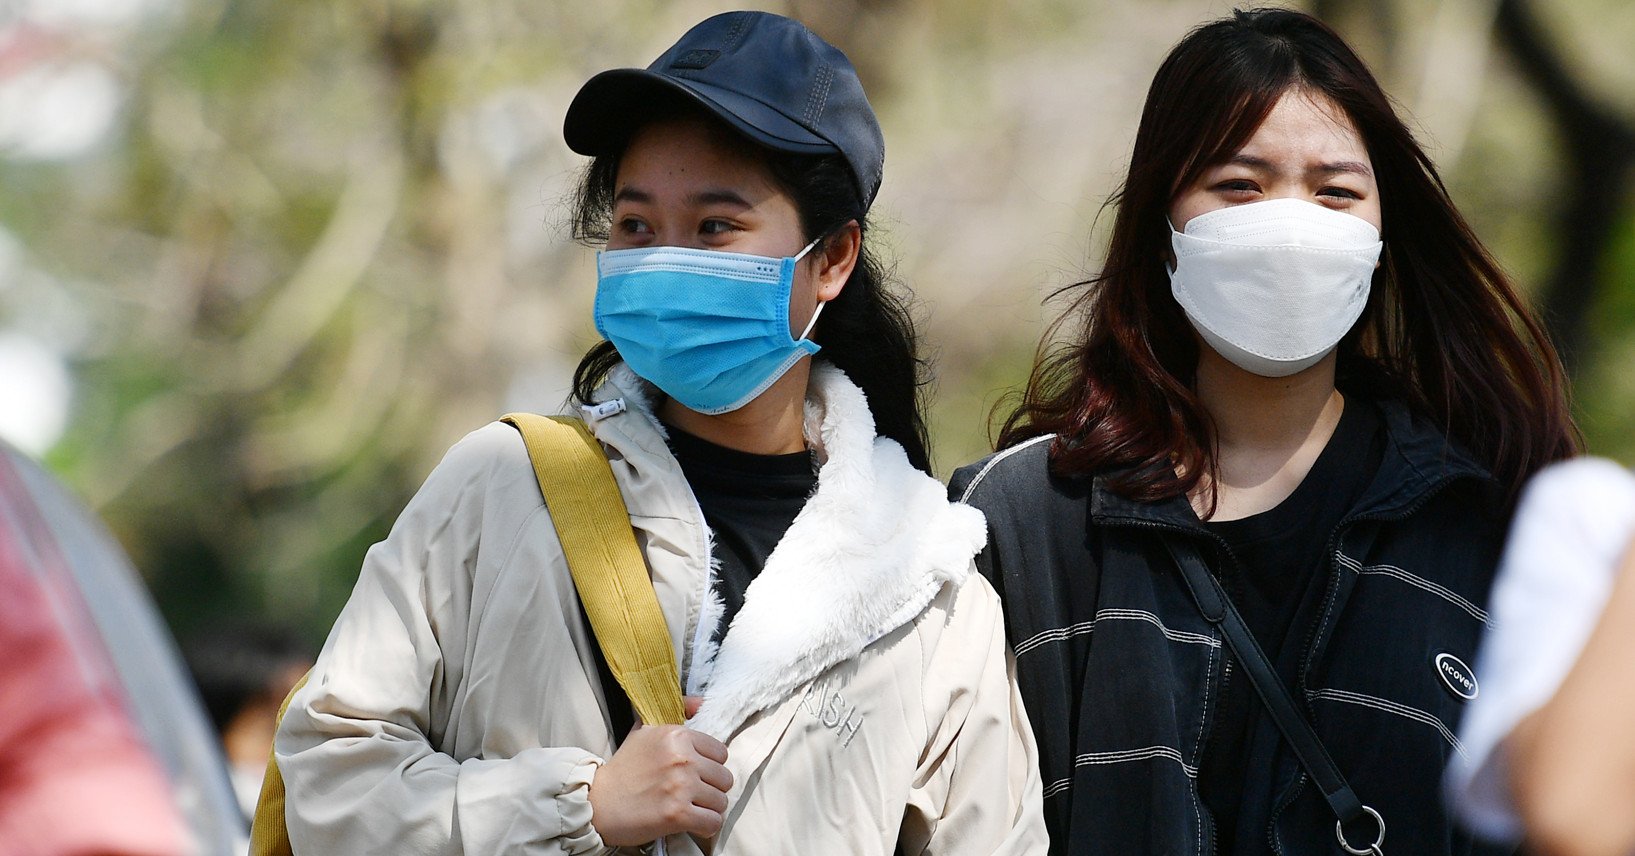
275,426 -> 609,855
1447,457 -> 1635,842
900,573 -> 1049,855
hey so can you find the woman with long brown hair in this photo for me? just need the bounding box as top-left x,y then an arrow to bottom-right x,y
952,8 -> 1577,855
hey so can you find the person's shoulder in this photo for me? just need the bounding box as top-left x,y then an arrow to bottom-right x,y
1520,457 -> 1635,510
1361,397 -> 1508,523
947,434 -> 1057,506
913,565 -> 1008,651
1371,397 -> 1494,481
401,420 -> 546,520
432,420 -> 534,482
1510,457 -> 1635,553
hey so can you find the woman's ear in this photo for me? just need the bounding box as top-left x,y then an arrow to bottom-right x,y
813,220 -> 861,302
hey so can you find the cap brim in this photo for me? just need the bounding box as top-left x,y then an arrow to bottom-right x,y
564,68 -> 839,160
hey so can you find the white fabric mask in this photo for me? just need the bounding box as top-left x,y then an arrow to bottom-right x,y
1168,197 -> 1383,378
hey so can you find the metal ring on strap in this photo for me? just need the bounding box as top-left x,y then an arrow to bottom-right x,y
1335,805 -> 1385,855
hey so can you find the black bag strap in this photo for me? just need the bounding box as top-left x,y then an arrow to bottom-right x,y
1164,538 -> 1386,856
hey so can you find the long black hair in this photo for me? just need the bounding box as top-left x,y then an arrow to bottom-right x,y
1000,7 -> 1578,502
569,110 -> 932,473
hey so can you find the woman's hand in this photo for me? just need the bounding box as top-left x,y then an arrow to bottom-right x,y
587,713 -> 733,846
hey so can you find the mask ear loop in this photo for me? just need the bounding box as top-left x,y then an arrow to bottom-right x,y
792,236 -> 823,262
798,300 -> 827,342
793,235 -> 828,342
1163,217 -> 1178,276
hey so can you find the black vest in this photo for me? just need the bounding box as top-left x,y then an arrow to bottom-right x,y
951,400 -> 1513,856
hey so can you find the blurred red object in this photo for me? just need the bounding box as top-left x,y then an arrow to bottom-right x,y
0,441 -> 244,855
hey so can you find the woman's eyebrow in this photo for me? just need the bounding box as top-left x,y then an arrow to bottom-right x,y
1312,160 -> 1374,177
1221,155 -> 1373,179
1226,154 -> 1276,171
610,187 -> 753,208
689,189 -> 753,209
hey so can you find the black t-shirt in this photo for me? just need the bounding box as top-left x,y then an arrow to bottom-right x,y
1198,397 -> 1386,853
664,423 -> 818,645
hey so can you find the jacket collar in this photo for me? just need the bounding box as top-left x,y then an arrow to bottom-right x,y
1090,397 -> 1493,531
585,363 -> 986,740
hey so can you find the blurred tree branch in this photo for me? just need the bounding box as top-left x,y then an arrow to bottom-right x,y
1320,0 -> 1635,377
1493,0 -> 1635,375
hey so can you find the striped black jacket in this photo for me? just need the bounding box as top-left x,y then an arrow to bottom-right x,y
950,399 -> 1515,856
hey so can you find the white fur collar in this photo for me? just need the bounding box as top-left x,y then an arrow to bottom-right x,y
653,363 -> 988,740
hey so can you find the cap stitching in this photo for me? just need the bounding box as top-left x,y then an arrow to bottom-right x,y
804,64 -> 834,126
721,13 -> 749,53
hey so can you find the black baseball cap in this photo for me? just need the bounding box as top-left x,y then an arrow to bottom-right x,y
563,11 -> 885,207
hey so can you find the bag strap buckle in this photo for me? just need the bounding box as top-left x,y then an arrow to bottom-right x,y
1335,804 -> 1385,855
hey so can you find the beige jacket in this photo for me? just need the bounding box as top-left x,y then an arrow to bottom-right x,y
277,364 -> 1046,855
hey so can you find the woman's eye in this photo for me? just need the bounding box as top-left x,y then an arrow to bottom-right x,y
616,217 -> 652,235
1319,186 -> 1362,200
1214,179 -> 1258,194
700,219 -> 739,236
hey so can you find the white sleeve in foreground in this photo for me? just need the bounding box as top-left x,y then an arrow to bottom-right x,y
1446,457 -> 1635,841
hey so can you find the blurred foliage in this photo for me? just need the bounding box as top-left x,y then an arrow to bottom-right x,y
1,0 -> 1633,645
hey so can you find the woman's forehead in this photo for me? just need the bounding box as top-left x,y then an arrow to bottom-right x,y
615,116 -> 781,199
1239,90 -> 1366,155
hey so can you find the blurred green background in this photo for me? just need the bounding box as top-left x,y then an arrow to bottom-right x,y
2,0 -> 1632,647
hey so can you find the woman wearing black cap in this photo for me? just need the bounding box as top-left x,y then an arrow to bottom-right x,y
951,8 -> 1577,856
274,11 -> 1045,855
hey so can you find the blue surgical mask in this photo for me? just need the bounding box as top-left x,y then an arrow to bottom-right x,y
593,239 -> 825,415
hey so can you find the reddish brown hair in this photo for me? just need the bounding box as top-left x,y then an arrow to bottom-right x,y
998,8 -> 1578,502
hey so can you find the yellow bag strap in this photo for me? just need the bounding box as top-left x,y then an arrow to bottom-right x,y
249,412 -> 683,855
248,672 -> 307,856
501,413 -> 686,727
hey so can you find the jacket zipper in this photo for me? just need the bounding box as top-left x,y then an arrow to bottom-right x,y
1117,517 -> 1229,856
681,491 -> 716,695
1109,467 -> 1479,856
1265,471 -> 1475,855
1209,656 -> 1230,856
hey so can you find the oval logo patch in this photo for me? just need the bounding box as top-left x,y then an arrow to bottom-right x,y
1434,652 -> 1479,701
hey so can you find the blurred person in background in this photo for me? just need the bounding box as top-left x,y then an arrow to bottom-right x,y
1447,458 -> 1635,856
184,624 -> 312,820
952,7 -> 1578,855
275,10 -> 1044,855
